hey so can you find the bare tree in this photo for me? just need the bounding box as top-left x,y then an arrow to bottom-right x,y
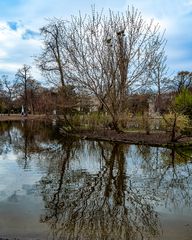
173,71 -> 192,93
36,19 -> 67,88
15,64 -> 32,116
26,79 -> 42,114
146,41 -> 170,111
0,75 -> 16,115
64,7 -> 167,131
36,20 -> 79,124
144,33 -> 168,92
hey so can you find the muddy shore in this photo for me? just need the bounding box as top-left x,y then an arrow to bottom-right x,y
61,129 -> 192,147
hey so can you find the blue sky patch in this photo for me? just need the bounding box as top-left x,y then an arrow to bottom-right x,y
7,21 -> 19,31
22,29 -> 40,40
0,0 -> 191,77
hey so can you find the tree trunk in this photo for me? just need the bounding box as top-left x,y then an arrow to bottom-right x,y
171,113 -> 177,142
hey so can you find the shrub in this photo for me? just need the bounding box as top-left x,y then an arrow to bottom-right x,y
174,88 -> 192,119
161,113 -> 190,133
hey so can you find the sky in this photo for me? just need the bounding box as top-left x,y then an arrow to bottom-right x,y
0,0 -> 192,81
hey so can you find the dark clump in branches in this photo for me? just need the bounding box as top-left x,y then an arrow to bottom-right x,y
36,7 -> 167,132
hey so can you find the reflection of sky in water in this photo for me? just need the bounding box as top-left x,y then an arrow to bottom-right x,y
0,145 -> 48,238
0,150 -> 44,201
0,123 -> 192,239
70,142 -> 103,174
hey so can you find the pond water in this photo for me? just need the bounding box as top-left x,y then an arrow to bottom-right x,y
0,120 -> 192,240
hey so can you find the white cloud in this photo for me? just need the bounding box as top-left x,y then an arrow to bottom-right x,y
0,20 -> 42,77
0,0 -> 192,78
122,0 -> 192,72
0,49 -> 7,58
0,63 -> 21,73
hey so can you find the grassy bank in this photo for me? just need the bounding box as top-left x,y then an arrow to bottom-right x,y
1,113 -> 192,147
0,114 -> 47,121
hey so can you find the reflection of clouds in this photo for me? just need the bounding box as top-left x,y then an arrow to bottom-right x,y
134,146 -> 192,213
0,191 -> 6,198
70,142 -> 102,174
0,150 -> 17,161
0,122 -> 192,238
0,124 -> 50,236
7,191 -> 18,203
22,184 -> 37,195
0,150 -> 44,201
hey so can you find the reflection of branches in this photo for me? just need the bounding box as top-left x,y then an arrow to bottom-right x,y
136,145 -> 192,210
0,122 -> 14,154
41,143 -> 72,227
0,120 -> 72,171
162,149 -> 192,209
15,120 -> 44,169
174,147 -> 192,161
39,142 -> 161,240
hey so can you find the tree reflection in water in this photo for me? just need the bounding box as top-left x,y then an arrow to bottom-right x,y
1,121 -> 192,239
39,141 -> 161,240
135,145 -> 192,210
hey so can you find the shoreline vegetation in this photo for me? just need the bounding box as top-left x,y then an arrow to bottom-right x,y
1,9 -> 192,150
1,114 -> 192,147
0,114 -> 47,121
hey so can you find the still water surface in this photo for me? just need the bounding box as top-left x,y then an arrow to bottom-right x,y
0,121 -> 192,240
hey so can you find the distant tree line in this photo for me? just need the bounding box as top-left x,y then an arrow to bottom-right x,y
1,6 -> 192,133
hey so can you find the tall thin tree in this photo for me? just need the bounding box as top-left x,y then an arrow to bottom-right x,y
15,64 -> 32,116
